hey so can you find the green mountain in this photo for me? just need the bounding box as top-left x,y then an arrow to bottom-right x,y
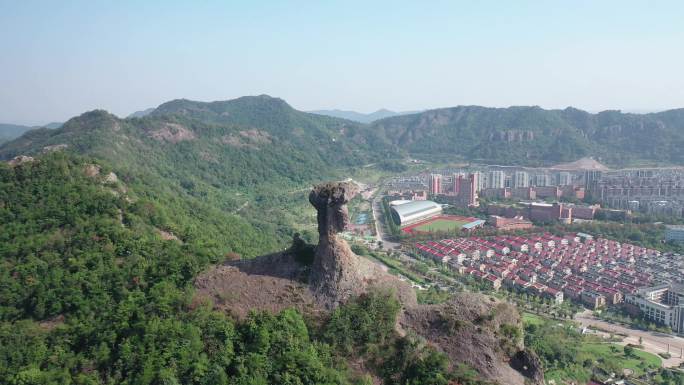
0,153 -> 405,384
369,106 -> 684,167
126,107 -> 155,118
4,96 -> 684,383
0,96 -> 393,253
0,98 -> 419,384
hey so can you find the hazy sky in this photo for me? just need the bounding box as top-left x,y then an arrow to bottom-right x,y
1,1 -> 684,125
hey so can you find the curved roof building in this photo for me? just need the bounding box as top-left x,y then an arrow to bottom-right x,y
390,200 -> 442,226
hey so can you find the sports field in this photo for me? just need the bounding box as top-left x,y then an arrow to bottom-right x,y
413,218 -> 469,232
401,215 -> 480,234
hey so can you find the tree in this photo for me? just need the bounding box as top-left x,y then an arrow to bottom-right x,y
624,345 -> 635,357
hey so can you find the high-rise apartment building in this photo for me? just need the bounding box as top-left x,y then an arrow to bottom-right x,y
430,174 -> 442,195
534,173 -> 551,187
558,172 -> 572,186
473,171 -> 486,192
488,170 -> 505,189
514,171 -> 529,188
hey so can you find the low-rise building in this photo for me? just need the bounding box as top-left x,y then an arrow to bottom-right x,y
542,287 -> 564,304
665,225 -> 684,243
487,215 -> 533,231
624,284 -> 684,334
581,291 -> 606,309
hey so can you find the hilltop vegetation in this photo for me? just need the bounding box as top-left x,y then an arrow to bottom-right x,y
6,98 -> 684,170
0,154 -> 493,384
6,97 -> 684,179
0,96 -> 397,250
0,153 -> 451,384
370,106 -> 684,167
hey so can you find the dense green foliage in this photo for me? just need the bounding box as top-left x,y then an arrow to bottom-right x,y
0,154 -> 345,384
370,106 -> 684,167
0,97 -> 396,253
324,291 -> 401,356
321,291 -> 490,385
525,316 -> 665,384
0,155 -> 491,384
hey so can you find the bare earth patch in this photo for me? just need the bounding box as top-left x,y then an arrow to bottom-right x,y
194,253 -> 320,320
156,228 -> 181,243
8,155 -> 35,166
38,314 -> 65,331
220,129 -> 272,148
148,123 -> 196,143
551,156 -> 609,170
401,293 -> 531,385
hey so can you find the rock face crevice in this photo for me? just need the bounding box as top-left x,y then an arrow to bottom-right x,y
510,349 -> 544,384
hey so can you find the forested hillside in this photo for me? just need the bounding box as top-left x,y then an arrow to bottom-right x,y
370,106 -> 684,167
0,154 -> 269,383
3,96 -> 684,383
0,96 -> 398,250
0,153 -> 446,385
0,154 -> 487,384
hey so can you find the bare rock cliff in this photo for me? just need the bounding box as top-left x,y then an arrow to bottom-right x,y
308,181 -> 415,308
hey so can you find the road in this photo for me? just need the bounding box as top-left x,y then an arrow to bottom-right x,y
575,310 -> 684,368
370,195 -> 400,250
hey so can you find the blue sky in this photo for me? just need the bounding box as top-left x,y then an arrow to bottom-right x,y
1,1 -> 683,125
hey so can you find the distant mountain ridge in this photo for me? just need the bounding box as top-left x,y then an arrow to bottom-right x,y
127,107 -> 155,118
4,96 -> 684,169
0,122 -> 62,144
309,108 -> 419,123
367,105 -> 684,167
0,95 -> 392,250
0,95 -> 388,182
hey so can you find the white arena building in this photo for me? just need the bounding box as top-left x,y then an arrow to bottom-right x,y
390,200 -> 442,226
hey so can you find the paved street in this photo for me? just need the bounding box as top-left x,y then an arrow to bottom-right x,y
575,310 -> 684,368
370,195 -> 400,250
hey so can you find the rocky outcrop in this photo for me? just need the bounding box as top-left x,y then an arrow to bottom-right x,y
400,294 -> 532,385
148,122 -> 196,143
7,155 -> 35,166
308,181 -> 415,308
42,144 -> 68,153
194,252 -> 317,320
308,181 -> 360,303
510,349 -> 544,384
196,180 -> 543,385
